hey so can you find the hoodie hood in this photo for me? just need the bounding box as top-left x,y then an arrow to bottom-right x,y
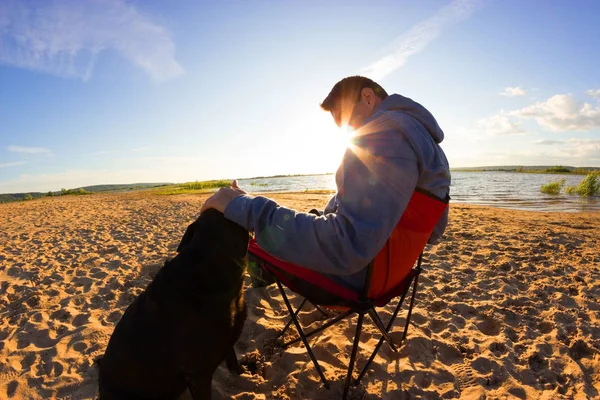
376,94 -> 445,143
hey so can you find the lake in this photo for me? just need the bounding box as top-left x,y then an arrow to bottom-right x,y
236,172 -> 600,212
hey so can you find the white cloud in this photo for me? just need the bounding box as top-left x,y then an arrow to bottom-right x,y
532,139 -> 561,145
0,161 -> 26,168
477,112 -> 526,135
479,91 -> 600,134
524,139 -> 600,162
511,94 -> 600,131
499,86 -> 527,97
0,0 -> 183,81
8,145 -> 52,154
587,89 -> 600,98
361,0 -> 485,80
564,138 -> 600,159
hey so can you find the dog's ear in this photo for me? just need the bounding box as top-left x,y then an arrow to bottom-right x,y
176,222 -> 196,252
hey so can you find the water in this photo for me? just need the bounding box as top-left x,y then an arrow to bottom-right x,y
238,174 -> 337,193
237,172 -> 600,212
449,171 -> 599,212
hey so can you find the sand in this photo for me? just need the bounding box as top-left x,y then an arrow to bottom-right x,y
0,191 -> 599,399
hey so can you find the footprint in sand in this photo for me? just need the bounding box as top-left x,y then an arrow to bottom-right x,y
50,309 -> 71,322
538,321 -> 554,334
35,356 -> 57,377
452,362 -> 482,393
72,341 -> 88,353
6,380 -> 18,398
16,337 -> 30,349
569,339 -> 595,360
72,312 -> 90,327
106,310 -> 123,323
527,352 -> 550,376
429,318 -> 448,334
488,341 -> 508,356
90,268 -> 108,279
476,316 -> 502,336
20,353 -> 37,370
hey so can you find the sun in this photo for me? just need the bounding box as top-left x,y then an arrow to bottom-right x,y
339,124 -> 355,146
299,124 -> 355,174
331,124 -> 357,158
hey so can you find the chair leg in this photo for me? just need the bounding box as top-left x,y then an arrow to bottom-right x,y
275,278 -> 330,389
343,312 -> 364,400
280,297 -> 308,337
313,303 -> 328,317
283,309 -> 353,348
280,299 -> 329,338
401,273 -> 419,344
355,275 -> 417,385
368,309 -> 397,352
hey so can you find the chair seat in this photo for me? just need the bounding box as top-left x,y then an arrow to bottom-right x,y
248,238 -> 362,308
249,239 -> 419,312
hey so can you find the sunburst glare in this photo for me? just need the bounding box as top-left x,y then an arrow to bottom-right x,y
340,124 -> 355,148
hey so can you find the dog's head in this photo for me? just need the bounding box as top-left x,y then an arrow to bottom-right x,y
176,208 -> 249,259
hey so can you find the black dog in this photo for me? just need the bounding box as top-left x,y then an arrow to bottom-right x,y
98,209 -> 249,399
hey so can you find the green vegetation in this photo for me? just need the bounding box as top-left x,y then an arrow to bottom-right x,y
539,173 -> 600,197
540,179 -> 566,194
565,173 -> 600,197
60,188 -> 93,196
79,183 -> 171,192
0,193 -> 43,203
0,187 -> 91,203
153,180 -> 231,195
180,180 -> 231,190
544,166 -> 571,173
303,189 -> 336,194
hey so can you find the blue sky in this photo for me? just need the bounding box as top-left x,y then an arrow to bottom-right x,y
1,0 -> 599,193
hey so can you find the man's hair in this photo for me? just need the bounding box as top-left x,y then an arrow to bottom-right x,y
320,76 -> 388,111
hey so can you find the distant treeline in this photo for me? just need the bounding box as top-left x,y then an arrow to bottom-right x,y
244,172 -> 333,180
152,180 -> 231,195
0,183 -> 171,204
452,165 -> 599,175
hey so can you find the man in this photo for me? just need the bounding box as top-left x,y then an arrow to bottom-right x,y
200,76 -> 450,290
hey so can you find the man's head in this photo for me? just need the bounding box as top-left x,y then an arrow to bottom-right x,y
320,76 -> 388,130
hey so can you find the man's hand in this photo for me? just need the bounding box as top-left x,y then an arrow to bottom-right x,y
200,180 -> 248,214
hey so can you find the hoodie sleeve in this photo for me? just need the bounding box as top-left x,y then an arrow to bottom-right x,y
323,194 -> 338,214
224,129 -> 420,276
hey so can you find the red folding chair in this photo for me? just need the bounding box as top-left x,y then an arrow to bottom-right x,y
248,188 -> 449,399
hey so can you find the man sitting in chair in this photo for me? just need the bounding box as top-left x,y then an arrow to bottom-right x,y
200,76 -> 450,290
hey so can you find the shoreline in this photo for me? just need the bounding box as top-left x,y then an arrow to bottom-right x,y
5,182 -> 600,214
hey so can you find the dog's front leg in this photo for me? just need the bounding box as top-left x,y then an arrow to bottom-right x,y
225,347 -> 245,374
186,375 -> 212,400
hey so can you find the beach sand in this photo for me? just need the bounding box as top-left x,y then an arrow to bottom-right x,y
1,191 -> 599,399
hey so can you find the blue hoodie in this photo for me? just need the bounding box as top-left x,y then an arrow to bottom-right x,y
224,94 -> 451,290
